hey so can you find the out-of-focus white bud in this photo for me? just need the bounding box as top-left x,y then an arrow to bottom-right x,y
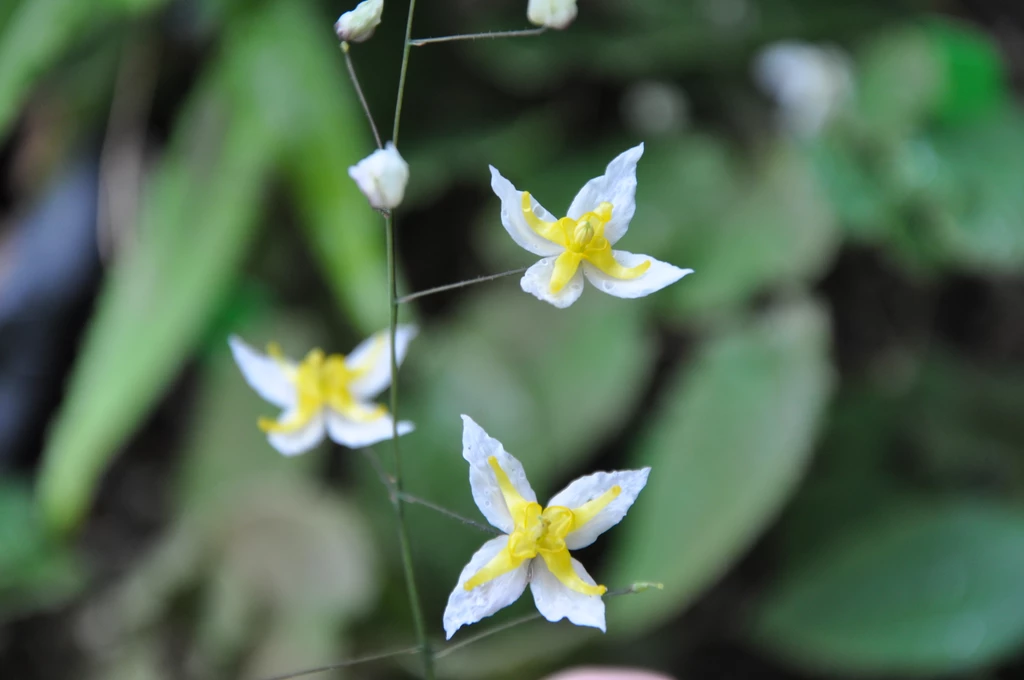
753,41 -> 854,138
335,0 -> 384,44
527,0 -> 578,30
348,142 -> 409,210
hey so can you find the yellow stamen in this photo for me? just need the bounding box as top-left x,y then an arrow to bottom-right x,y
521,193 -> 650,293
464,457 -> 611,597
257,342 -> 388,434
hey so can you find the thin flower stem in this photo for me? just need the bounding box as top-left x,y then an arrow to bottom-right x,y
396,267 -> 528,304
385,213 -> 434,679
396,491 -> 502,535
410,27 -> 547,46
257,645 -> 421,680
391,0 -> 418,147
433,583 -> 660,660
434,613 -> 541,659
341,43 -> 383,149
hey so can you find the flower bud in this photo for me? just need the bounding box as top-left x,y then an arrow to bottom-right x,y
527,0 -> 578,30
348,142 -> 409,210
335,0 -> 383,44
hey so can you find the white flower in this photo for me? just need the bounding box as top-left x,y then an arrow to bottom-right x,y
490,143 -> 693,308
228,326 -> 417,456
334,0 -> 384,44
753,41 -> 854,138
349,142 -> 409,210
527,0 -> 578,30
443,416 -> 650,638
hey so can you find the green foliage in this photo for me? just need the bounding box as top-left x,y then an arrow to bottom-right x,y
753,500 -> 1024,676
0,480 -> 82,617
606,299 -> 834,633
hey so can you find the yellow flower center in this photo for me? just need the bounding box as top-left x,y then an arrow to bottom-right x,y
258,341 -> 386,434
464,456 -> 621,596
521,193 -> 651,293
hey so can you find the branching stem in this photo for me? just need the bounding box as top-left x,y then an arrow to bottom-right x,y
341,43 -> 383,149
397,267 -> 528,304
411,27 -> 547,46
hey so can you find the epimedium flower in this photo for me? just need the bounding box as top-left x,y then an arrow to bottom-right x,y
490,143 -> 693,308
228,326 -> 417,456
349,142 -> 409,211
443,416 -> 650,638
334,0 -> 384,44
527,0 -> 578,30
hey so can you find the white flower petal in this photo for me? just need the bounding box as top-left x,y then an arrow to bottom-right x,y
461,415 -> 537,533
266,411 -> 326,456
443,535 -> 529,639
228,335 -> 296,409
520,257 -> 586,309
582,252 -> 692,299
348,142 -> 409,210
527,0 -> 578,29
326,411 -> 414,450
489,166 -> 563,257
347,325 -> 418,399
529,557 -> 606,631
566,143 -> 644,245
548,468 -> 651,550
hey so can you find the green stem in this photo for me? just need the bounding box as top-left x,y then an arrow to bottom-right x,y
385,213 -> 433,679
396,491 -> 502,535
341,43 -> 383,149
258,645 -> 421,680
396,267 -> 528,304
391,0 -> 418,146
410,27 -> 547,46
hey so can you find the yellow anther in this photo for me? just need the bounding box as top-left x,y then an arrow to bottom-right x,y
257,341 -> 389,434
466,458 -> 613,597
520,196 -> 649,292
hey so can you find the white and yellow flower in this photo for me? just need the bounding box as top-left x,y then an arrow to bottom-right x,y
490,143 -> 692,308
228,326 -> 417,456
443,416 -> 650,638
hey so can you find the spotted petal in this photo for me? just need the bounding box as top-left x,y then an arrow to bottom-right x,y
520,256 -> 586,309
548,468 -> 650,550
228,335 -> 295,409
490,166 -> 562,257
529,555 -> 606,631
566,143 -> 644,245
582,252 -> 692,299
443,535 -> 530,639
346,325 -> 418,400
461,415 -> 537,533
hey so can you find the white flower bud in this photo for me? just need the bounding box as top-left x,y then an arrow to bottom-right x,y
527,0 -> 578,30
334,0 -> 384,44
348,142 -> 409,210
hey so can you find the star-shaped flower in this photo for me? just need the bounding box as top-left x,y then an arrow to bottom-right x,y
490,143 -> 692,308
228,326 -> 416,456
443,416 -> 650,638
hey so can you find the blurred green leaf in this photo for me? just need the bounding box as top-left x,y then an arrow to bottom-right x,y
0,479 -> 82,617
752,499 -> 1024,676
856,26 -> 943,140
927,18 -> 1007,125
36,3 -> 303,533
655,140 -> 838,317
0,0 -> 166,135
928,108 -> 1024,272
605,298 -> 834,634
281,13 -> 389,333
